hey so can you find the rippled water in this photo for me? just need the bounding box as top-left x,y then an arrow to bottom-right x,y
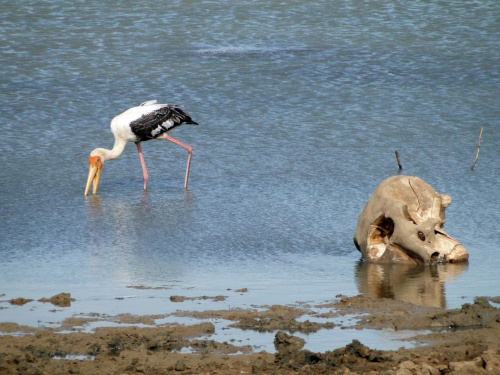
1,0 -> 499,351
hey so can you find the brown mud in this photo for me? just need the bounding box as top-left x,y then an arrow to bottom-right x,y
0,293 -> 499,374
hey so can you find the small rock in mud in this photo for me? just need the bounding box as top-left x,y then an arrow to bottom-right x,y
175,359 -> 187,371
274,331 -> 305,353
252,358 -> 268,372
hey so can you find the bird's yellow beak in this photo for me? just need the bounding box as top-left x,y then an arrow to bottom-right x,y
84,156 -> 103,195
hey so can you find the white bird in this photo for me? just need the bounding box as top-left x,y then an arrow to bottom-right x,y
85,100 -> 198,195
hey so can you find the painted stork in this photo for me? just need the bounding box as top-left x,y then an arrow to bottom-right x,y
84,100 -> 198,195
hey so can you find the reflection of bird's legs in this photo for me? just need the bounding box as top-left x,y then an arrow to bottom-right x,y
165,135 -> 193,189
135,142 -> 149,190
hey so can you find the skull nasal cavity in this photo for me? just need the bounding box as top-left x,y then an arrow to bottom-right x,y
370,216 -> 395,245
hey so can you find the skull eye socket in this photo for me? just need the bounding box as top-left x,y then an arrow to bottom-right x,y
418,231 -> 426,241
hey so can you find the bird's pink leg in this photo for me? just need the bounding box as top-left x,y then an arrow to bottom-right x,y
135,142 -> 149,190
164,135 -> 193,189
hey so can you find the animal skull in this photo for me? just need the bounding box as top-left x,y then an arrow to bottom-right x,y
353,176 -> 468,264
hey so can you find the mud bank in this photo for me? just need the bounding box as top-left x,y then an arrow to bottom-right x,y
0,294 -> 499,374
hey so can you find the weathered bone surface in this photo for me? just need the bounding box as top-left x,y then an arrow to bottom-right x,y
353,175 -> 469,264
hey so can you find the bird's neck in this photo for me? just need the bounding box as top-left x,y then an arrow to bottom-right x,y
91,138 -> 127,162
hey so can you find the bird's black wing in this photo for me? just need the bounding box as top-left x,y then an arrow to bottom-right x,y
130,105 -> 198,141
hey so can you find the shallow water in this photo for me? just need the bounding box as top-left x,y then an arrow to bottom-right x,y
1,0 -> 499,351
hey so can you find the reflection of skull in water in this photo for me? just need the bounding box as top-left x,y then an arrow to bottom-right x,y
355,261 -> 468,308
353,176 -> 469,264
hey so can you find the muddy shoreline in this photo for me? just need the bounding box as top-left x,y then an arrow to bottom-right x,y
1,293 -> 499,374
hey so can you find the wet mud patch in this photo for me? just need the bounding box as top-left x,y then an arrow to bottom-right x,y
169,295 -> 227,303
113,313 -> 166,325
59,317 -> 100,331
0,294 -> 499,374
324,294 -> 500,332
172,304 -> 335,334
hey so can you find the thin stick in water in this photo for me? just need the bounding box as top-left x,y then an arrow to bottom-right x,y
471,127 -> 483,171
395,150 -> 402,170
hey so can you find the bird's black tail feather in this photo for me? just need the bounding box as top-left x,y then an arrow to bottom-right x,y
170,105 -> 199,126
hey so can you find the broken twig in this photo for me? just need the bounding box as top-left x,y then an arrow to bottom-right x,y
395,150 -> 402,170
471,127 -> 483,170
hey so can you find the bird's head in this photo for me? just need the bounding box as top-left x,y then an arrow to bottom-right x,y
84,154 -> 103,195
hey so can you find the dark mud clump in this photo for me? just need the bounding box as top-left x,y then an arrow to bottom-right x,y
272,331 -> 500,374
428,296 -> 500,329
274,330 -> 388,373
38,293 -> 75,307
8,298 -> 33,306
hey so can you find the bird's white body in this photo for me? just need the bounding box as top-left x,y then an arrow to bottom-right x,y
85,100 -> 198,195
111,106 -> 153,143
91,102 -> 178,162
111,102 -> 176,143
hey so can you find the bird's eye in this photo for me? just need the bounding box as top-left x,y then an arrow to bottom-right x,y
418,231 -> 426,241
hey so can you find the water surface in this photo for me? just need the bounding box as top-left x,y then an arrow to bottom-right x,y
1,0 -> 499,351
